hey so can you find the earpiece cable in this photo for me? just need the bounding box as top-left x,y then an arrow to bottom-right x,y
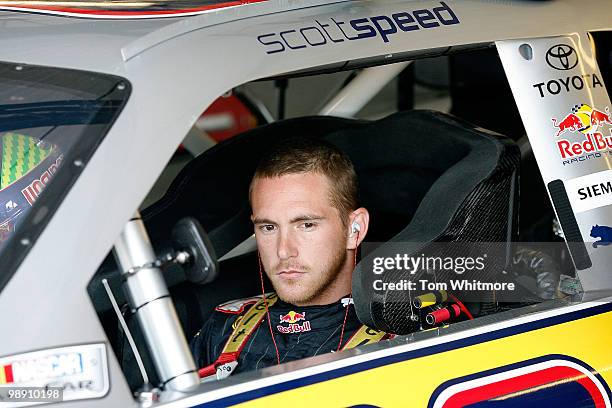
336,228 -> 359,351
258,253 -> 281,365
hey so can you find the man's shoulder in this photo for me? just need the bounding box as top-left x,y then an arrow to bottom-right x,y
195,292 -> 276,342
194,295 -> 262,341
213,295 -> 264,315
191,295 -> 265,361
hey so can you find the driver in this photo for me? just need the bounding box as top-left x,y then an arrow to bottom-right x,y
191,136 -> 391,380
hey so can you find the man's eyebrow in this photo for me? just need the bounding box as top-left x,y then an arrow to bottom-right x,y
290,215 -> 325,223
252,215 -> 325,224
252,217 -> 276,225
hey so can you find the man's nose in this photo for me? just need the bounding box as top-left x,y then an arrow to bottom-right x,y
277,229 -> 298,260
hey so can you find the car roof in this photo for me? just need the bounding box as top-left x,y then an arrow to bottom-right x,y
1,0 -> 610,76
0,0 -> 347,74
0,0 -> 269,18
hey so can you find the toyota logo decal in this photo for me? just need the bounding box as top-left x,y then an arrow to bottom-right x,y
546,44 -> 579,71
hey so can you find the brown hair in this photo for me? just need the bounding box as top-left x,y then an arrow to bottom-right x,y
250,137 -> 358,222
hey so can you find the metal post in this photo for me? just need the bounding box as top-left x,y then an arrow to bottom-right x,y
113,212 -> 199,392
319,61 -> 412,118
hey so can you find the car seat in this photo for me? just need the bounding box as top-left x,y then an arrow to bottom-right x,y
112,110 -> 519,389
350,113 -> 520,334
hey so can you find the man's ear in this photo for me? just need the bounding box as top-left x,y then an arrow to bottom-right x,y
347,208 -> 369,250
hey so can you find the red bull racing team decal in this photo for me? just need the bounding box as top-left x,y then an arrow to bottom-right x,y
277,311 -> 311,334
552,104 -> 612,165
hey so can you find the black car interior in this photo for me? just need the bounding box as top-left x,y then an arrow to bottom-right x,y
87,109 -> 549,390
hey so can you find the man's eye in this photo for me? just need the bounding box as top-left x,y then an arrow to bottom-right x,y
259,225 -> 276,233
301,222 -> 316,230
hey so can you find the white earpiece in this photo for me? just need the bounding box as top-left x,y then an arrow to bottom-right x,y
351,221 -> 361,234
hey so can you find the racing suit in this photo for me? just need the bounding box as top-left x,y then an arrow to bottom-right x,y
190,293 -> 387,377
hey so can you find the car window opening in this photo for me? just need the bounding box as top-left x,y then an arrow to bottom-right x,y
86,49 -> 587,398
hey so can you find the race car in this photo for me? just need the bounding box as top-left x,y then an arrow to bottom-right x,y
0,0 -> 611,407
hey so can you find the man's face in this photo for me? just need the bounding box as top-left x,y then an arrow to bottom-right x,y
251,172 -> 348,305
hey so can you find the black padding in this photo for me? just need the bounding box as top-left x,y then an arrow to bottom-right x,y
171,217 -> 218,285
324,113 -> 472,243
547,180 -> 592,270
351,115 -> 520,333
449,48 -> 525,140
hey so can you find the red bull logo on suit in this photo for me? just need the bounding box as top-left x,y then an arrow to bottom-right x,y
277,311 -> 311,334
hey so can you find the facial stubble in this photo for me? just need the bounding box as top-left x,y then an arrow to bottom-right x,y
269,242 -> 348,305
